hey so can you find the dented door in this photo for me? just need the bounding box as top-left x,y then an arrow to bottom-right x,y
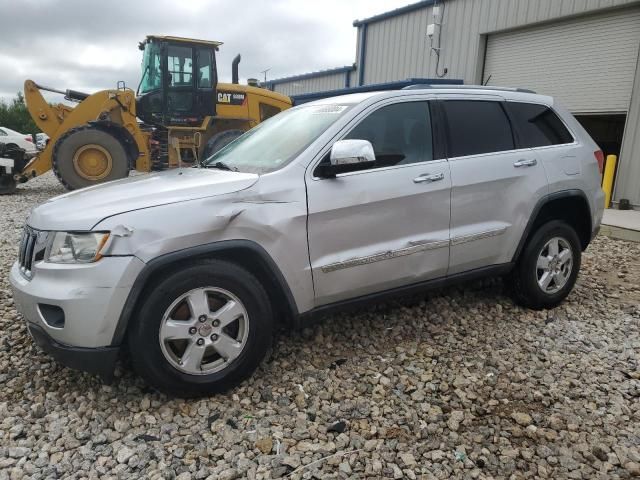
306,100 -> 451,306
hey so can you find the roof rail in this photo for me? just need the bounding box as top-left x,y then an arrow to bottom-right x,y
290,78 -> 463,105
402,84 -> 537,94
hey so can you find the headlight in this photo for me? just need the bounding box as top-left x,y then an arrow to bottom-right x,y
47,232 -> 110,264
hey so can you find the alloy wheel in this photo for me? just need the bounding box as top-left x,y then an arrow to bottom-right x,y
536,236 -> 573,294
158,287 -> 249,375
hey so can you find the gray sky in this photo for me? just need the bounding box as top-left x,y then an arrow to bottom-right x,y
0,0 -> 410,102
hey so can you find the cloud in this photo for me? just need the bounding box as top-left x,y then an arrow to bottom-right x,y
0,0 -> 409,101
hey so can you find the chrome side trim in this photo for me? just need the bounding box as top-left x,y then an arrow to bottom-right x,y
320,227 -> 508,273
451,227 -> 507,246
320,239 -> 449,273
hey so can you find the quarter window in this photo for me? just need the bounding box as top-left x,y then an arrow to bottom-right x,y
345,101 -> 433,167
442,100 -> 514,157
506,102 -> 573,147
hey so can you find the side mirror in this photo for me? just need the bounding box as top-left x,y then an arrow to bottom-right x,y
330,139 -> 376,166
315,139 -> 376,178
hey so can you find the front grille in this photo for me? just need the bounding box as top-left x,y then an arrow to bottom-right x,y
18,227 -> 41,278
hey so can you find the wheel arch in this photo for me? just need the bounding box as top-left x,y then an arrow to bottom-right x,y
111,240 -> 299,346
513,190 -> 593,263
88,121 -> 139,168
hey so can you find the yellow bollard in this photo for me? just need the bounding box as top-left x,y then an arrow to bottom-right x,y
602,154 -> 617,209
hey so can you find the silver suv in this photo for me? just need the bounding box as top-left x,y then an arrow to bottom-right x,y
10,87 -> 605,396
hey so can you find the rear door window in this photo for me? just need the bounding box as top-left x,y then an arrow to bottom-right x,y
442,100 -> 514,157
506,102 -> 574,147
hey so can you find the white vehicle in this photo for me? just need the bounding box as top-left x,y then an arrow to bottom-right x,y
10,86 -> 605,396
0,127 -> 37,156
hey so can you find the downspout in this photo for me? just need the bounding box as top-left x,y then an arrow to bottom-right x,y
357,24 -> 368,86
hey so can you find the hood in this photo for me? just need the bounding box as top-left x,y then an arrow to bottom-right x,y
28,168 -> 259,231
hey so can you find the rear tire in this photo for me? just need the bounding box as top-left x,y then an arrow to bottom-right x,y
53,126 -> 130,190
127,259 -> 273,397
202,129 -> 245,161
512,220 -> 581,310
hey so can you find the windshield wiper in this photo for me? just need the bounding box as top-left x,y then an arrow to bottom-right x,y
205,161 -> 237,172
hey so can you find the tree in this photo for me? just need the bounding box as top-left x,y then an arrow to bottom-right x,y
0,92 -> 39,135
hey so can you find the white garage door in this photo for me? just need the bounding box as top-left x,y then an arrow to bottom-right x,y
484,7 -> 640,114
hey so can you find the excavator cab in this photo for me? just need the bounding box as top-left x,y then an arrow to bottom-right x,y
136,35 -> 220,128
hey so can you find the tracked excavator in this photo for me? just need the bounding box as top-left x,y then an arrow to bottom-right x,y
1,35 -> 291,193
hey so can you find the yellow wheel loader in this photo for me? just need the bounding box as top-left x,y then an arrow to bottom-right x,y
11,35 -> 291,191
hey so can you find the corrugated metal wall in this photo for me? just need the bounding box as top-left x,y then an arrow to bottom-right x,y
349,70 -> 358,89
363,7 -> 435,85
359,0 -> 640,84
616,47 -> 640,207
272,72 -> 348,96
483,8 -> 640,113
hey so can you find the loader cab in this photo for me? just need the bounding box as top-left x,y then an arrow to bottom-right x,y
136,36 -> 219,127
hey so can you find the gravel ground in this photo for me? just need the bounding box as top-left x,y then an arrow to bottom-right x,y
1,173 -> 639,480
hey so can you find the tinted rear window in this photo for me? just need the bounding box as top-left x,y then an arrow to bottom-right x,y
442,100 -> 514,157
506,102 -> 573,147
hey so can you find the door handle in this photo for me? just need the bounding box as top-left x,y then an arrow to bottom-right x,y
513,158 -> 537,168
414,172 -> 444,183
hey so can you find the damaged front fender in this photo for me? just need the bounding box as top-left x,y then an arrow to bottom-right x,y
108,239 -> 299,346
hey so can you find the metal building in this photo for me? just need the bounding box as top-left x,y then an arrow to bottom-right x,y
265,0 -> 640,208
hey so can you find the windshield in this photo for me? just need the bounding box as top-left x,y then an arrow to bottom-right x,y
139,41 -> 162,94
204,104 -> 351,174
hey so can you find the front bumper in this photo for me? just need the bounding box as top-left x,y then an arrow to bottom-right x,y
10,255 -> 145,377
27,322 -> 119,381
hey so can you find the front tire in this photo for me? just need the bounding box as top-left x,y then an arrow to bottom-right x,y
53,126 -> 130,190
127,259 -> 273,397
512,220 -> 581,310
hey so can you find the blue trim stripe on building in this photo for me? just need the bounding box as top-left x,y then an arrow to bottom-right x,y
353,0 -> 436,27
